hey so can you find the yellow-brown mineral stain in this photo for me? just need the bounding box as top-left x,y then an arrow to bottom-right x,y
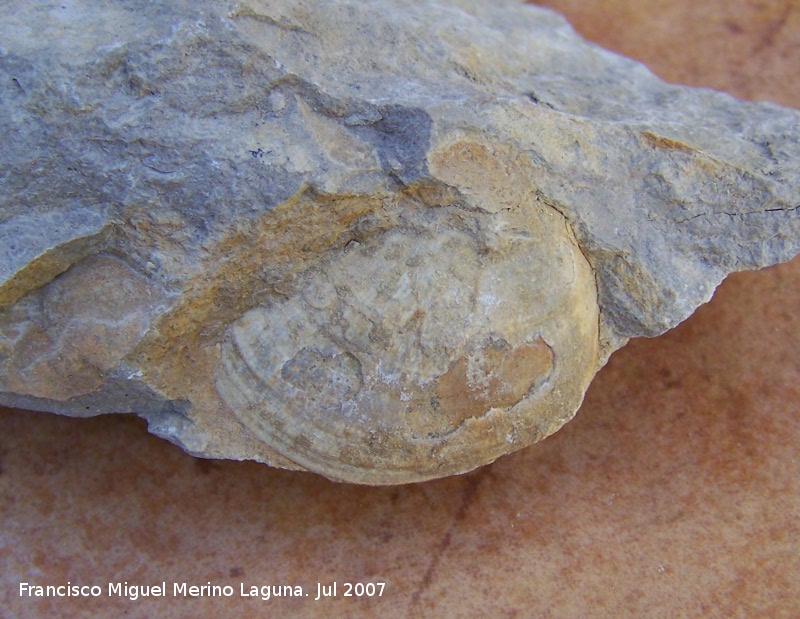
640,131 -> 696,153
436,337 -> 554,426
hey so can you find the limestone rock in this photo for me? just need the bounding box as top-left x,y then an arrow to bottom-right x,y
1,0 -> 798,484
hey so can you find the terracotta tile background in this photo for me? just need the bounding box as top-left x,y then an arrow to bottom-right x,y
1,1 -> 799,617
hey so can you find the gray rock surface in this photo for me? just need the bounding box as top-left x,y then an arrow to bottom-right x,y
1,0 -> 798,483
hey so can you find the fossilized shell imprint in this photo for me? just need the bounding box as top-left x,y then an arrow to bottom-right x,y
215,198 -> 599,483
6,0 -> 796,485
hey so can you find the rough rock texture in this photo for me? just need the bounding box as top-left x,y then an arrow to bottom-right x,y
1,0 -> 798,484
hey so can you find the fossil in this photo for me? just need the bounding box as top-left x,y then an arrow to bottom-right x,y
1,0 -> 798,483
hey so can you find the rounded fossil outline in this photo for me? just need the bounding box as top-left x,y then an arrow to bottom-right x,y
213,202 -> 599,484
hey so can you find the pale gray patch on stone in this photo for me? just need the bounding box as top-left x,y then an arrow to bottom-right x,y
0,374 -> 190,419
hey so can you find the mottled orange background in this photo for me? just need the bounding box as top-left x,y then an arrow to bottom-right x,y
2,1 -> 799,617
